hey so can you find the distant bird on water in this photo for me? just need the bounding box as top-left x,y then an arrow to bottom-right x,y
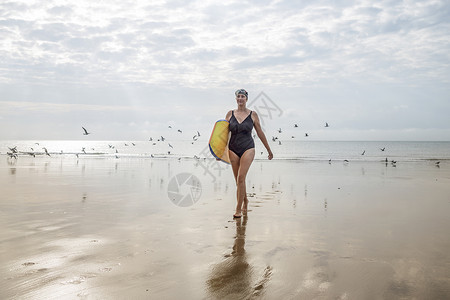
43,147 -> 51,156
325,122 -> 329,127
82,127 -> 90,135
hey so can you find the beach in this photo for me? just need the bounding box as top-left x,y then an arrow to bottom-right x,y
1,155 -> 449,299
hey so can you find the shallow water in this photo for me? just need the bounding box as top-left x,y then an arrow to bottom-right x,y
2,140 -> 450,162
1,156 -> 449,299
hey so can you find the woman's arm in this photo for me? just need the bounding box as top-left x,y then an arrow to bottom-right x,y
252,111 -> 273,160
225,110 -> 232,122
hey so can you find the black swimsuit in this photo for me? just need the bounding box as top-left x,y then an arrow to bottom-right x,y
229,110 -> 255,157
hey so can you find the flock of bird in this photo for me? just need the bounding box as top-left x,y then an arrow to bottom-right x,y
2,124 -> 442,167
5,126 -> 203,160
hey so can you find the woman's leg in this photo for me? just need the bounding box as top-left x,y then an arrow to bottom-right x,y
229,150 -> 249,213
234,148 -> 255,217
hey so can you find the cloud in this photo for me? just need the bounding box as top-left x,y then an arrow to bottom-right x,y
1,0 -> 448,88
0,0 -> 449,140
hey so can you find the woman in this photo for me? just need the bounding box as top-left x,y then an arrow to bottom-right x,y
225,89 -> 273,218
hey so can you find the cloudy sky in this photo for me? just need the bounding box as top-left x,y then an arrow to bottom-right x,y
1,0 -> 449,141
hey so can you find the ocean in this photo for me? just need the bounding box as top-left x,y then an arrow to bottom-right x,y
1,140 -> 449,162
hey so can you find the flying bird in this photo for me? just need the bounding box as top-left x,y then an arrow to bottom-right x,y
361,150 -> 365,155
325,122 -> 329,127
82,127 -> 90,135
305,133 -> 309,137
380,147 -> 386,151
8,146 -> 18,153
294,124 -> 298,128
177,129 -> 182,133
278,128 -> 282,133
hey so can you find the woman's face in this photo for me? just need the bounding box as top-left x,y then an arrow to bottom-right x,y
236,94 -> 247,105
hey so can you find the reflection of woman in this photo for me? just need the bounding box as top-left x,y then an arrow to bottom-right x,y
206,216 -> 251,298
226,89 -> 273,218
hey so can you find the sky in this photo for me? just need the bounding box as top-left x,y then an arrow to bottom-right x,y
0,0 -> 449,141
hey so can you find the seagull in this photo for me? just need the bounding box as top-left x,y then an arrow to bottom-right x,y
7,152 -> 18,159
149,137 -> 153,141
43,147 -> 51,156
305,133 -> 309,137
132,143 -> 136,146
344,159 -> 349,163
294,124 -> 298,128
168,143 -> 173,148
361,150 -> 365,155
82,147 -> 86,154
329,159 -> 332,164
168,126 -> 172,129
435,161 -> 440,166
8,146 -> 18,153
177,129 -> 182,133
82,127 -> 90,135
380,147 -> 385,151
193,135 -> 199,141
278,141 -> 282,145
197,131 -> 201,137
160,136 -> 165,141
278,128 -> 282,133
291,136 -> 295,138
325,122 -> 329,127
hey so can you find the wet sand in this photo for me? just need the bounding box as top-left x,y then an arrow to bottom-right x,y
1,156 -> 449,299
